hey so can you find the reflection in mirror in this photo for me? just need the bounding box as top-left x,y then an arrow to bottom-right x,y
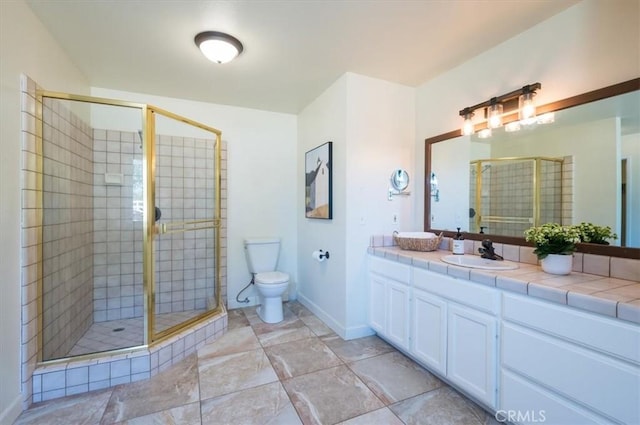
426,79 -> 640,256
430,172 -> 439,202
467,157 -> 564,237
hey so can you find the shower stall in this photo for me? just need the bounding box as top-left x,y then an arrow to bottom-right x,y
469,157 -> 564,237
37,92 -> 223,362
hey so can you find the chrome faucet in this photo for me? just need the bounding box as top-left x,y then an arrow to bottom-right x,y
478,239 -> 503,261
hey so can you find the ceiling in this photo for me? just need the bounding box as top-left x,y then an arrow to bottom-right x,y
26,0 -> 578,114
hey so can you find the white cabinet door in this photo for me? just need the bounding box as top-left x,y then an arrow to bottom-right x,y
411,288 -> 447,375
369,273 -> 386,334
387,280 -> 411,351
447,303 -> 498,408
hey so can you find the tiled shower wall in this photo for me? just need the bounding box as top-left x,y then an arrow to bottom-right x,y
539,159 -> 563,225
154,135 -> 217,315
93,132 -> 219,322
40,98 -> 95,360
92,129 -> 144,322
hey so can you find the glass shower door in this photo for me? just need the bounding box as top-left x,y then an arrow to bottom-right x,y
148,108 -> 221,339
40,94 -> 146,360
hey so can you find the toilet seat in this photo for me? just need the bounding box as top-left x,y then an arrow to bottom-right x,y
255,271 -> 289,284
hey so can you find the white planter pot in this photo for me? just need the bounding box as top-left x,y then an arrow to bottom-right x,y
540,254 -> 573,275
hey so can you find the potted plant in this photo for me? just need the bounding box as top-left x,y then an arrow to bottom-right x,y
524,223 -> 581,275
575,222 -> 618,245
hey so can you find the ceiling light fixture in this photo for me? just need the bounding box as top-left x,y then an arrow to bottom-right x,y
459,82 -> 541,137
194,31 -> 243,64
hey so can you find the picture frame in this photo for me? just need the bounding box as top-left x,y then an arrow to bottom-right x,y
305,141 -> 333,219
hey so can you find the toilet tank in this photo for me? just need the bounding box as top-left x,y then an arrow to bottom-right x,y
244,238 -> 281,274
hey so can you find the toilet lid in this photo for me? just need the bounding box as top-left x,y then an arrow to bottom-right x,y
255,271 -> 289,284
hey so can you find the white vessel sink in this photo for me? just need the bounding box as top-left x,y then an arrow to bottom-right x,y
441,255 -> 518,270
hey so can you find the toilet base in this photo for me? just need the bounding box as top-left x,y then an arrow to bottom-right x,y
257,296 -> 284,323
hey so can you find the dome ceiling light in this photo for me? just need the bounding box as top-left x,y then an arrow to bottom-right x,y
194,31 -> 243,64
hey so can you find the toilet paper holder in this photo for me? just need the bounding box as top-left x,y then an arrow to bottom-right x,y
312,249 -> 330,262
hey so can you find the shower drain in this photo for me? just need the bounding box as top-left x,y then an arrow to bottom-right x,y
112,327 -> 125,332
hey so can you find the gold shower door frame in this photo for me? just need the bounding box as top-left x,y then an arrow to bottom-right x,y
146,106 -> 223,343
35,91 -> 223,363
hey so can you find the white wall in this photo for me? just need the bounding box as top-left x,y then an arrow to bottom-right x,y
91,87 -> 298,310
297,75 -> 348,331
414,0 -> 640,231
344,74 -> 414,331
297,73 -> 414,338
0,1 -> 90,423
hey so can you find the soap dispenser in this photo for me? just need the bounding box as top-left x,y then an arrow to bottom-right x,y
452,227 -> 465,255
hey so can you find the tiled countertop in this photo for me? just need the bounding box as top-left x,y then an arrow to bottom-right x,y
368,246 -> 640,325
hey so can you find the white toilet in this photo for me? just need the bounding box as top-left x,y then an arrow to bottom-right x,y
244,238 -> 290,323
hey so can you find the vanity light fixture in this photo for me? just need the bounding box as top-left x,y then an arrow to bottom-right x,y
195,31 -> 243,64
461,108 -> 475,135
459,82 -> 541,136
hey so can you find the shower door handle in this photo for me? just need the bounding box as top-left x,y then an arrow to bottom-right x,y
155,206 -> 162,221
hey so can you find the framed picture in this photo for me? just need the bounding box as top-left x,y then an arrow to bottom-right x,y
305,141 -> 333,219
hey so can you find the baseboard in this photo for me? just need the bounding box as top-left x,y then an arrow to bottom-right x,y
297,293 -> 374,341
343,323 -> 375,340
0,393 -> 23,425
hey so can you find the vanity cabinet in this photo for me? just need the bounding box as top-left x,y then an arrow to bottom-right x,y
367,253 -> 640,424
501,293 -> 640,425
368,256 -> 411,351
413,268 -> 499,408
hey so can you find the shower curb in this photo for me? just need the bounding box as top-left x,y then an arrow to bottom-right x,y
31,310 -> 227,404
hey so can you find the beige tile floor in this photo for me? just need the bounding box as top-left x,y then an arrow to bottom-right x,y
15,302 -> 500,425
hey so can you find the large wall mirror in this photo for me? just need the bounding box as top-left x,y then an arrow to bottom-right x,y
425,78 -> 640,259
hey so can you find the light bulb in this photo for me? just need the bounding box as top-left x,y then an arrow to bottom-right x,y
462,113 -> 475,136
519,91 -> 536,122
487,102 -> 503,128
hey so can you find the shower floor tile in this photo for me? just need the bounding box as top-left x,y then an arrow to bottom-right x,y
67,317 -> 144,356
67,310 -> 206,357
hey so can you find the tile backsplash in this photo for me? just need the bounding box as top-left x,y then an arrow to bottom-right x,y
370,234 -> 639,282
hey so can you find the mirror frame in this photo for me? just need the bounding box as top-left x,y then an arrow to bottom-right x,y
424,78 -> 640,260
